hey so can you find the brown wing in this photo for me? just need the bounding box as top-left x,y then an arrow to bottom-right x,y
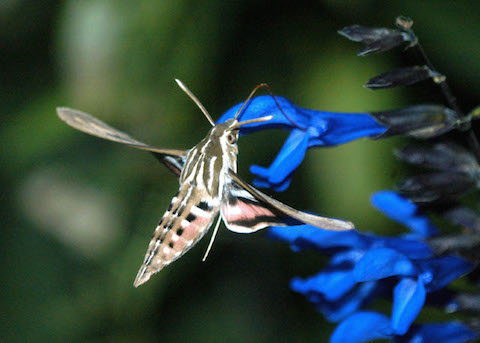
57,107 -> 187,176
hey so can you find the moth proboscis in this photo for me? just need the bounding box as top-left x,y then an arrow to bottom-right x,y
57,79 -> 354,287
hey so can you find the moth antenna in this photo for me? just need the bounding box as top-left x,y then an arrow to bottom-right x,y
233,83 -> 268,121
235,83 -> 306,130
202,215 -> 222,262
175,79 -> 215,126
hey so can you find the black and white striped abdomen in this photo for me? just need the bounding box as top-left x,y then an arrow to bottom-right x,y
133,184 -> 219,287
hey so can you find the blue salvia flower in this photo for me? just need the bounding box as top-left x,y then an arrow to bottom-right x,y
331,311 -> 477,343
370,191 -> 439,238
217,94 -> 477,342
216,16 -> 479,343
218,95 -> 387,190
270,191 -> 476,341
218,97 -> 462,191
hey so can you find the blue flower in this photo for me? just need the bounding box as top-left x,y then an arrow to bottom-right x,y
330,312 -> 393,343
331,311 -> 477,343
270,191 -> 475,340
218,95 -> 387,191
354,248 -> 472,334
270,225 -> 432,323
371,191 -> 439,238
232,17 -> 480,343
218,96 -> 462,191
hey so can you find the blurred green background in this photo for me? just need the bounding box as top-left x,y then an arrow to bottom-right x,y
1,1 -> 480,342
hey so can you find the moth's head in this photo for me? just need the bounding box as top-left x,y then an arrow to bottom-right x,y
217,115 -> 273,147
212,119 -> 240,148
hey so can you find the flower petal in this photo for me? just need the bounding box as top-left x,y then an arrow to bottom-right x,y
250,129 -> 309,186
331,311 -> 393,343
251,175 -> 291,192
320,282 -> 378,322
217,95 -> 310,130
371,191 -> 439,237
269,225 -> 369,251
395,322 -> 478,343
291,268 -> 357,302
391,278 -> 426,335
416,256 -> 473,292
354,248 -> 417,282
307,112 -> 386,146
372,190 -> 417,217
218,94 -> 386,142
378,236 -> 433,259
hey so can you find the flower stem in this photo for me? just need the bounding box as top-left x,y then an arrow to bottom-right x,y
397,16 -> 480,162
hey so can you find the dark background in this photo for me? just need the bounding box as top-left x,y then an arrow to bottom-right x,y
1,1 -> 479,342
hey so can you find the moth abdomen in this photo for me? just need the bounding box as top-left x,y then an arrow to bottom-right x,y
133,186 -> 219,287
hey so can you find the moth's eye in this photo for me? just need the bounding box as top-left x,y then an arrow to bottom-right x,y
227,132 -> 237,144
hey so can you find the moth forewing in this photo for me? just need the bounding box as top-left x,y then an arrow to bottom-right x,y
56,107 -> 187,176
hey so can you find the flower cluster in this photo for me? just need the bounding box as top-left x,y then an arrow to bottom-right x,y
219,17 -> 480,343
270,192 -> 476,342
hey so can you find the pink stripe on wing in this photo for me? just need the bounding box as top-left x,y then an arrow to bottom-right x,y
224,200 -> 275,222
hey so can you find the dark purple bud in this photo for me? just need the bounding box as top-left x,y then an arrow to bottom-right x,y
397,172 -> 475,203
428,234 -> 480,256
372,105 -> 459,139
395,143 -> 478,172
338,25 -> 415,56
453,293 -> 480,313
365,66 -> 434,89
468,318 -> 480,336
338,25 -> 395,43
444,206 -> 480,233
357,34 -> 409,56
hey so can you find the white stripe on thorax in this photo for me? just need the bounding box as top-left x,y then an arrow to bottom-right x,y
208,156 -> 217,192
195,159 -> 205,188
182,147 -> 201,184
182,148 -> 198,179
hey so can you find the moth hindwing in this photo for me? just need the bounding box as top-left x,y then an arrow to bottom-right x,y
56,79 -> 354,287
